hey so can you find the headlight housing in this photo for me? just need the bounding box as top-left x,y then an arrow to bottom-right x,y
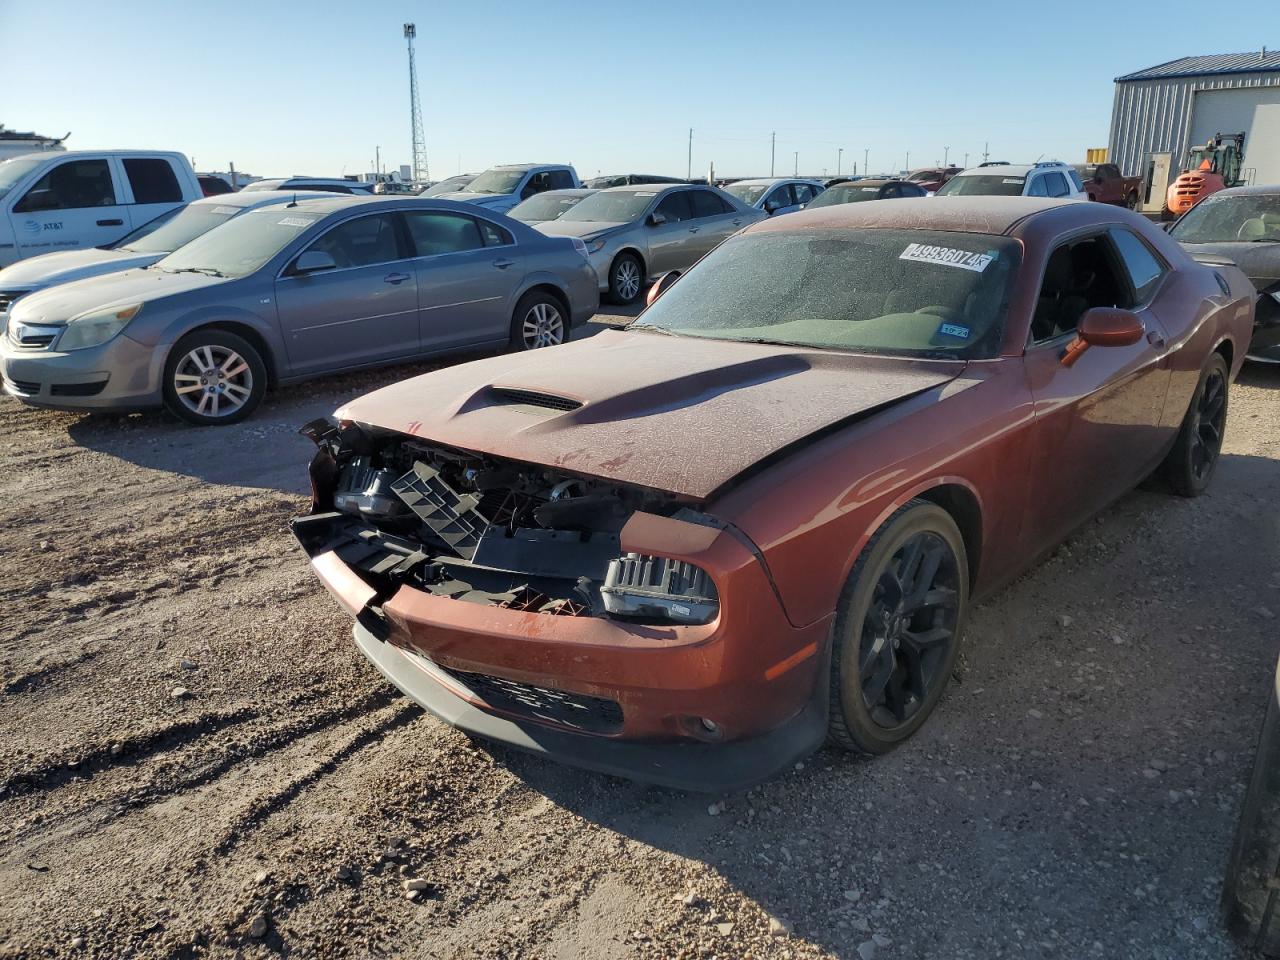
56,303 -> 142,351
586,238 -> 608,254
600,552 -> 719,624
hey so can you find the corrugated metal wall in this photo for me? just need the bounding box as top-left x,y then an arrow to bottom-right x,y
1108,72 -> 1280,176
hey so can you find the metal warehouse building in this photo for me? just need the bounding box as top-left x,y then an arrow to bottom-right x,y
1107,49 -> 1280,211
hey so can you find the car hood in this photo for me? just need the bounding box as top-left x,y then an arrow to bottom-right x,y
434,191 -> 510,205
9,267 -> 226,325
1177,240 -> 1280,288
0,248 -> 161,289
534,220 -> 628,241
337,329 -> 964,499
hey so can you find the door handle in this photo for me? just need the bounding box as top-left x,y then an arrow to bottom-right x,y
383,272 -> 411,284
96,218 -> 124,227
492,258 -> 514,269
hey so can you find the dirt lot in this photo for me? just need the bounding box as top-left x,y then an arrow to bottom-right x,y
1,318 -> 1278,960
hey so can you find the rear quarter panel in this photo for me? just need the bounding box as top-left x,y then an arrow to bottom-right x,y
709,360 -> 1036,628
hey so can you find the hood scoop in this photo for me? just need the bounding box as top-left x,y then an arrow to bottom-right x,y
489,386 -> 583,413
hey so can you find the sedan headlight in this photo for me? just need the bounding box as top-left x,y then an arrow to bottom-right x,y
57,303 -> 142,351
600,552 -> 719,624
586,238 -> 608,254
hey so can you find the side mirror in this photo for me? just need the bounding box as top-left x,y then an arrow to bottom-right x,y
293,250 -> 338,275
646,271 -> 680,307
647,211 -> 667,226
764,201 -> 781,213
1061,308 -> 1145,366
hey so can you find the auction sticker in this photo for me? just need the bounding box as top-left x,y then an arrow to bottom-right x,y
278,217 -> 316,228
212,206 -> 239,216
899,242 -> 993,272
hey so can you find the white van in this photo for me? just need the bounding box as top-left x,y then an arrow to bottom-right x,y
0,150 -> 202,268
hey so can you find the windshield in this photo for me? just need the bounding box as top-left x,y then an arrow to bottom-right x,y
632,229 -> 1019,359
462,169 -> 525,195
421,176 -> 474,196
509,192 -> 590,222
724,183 -> 770,205
0,155 -> 50,199
560,189 -> 657,223
157,208 -> 322,278
907,170 -> 938,182
241,180 -> 283,192
116,203 -> 244,254
936,175 -> 1025,197
1170,194 -> 1280,243
807,184 -> 883,207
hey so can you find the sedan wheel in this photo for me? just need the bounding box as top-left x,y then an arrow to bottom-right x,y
162,330 -> 266,426
1163,353 -> 1229,497
510,292 -> 566,351
829,500 -> 968,754
608,254 -> 644,305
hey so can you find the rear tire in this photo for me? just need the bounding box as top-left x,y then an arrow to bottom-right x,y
1162,353 -> 1229,497
827,499 -> 969,755
607,253 -> 644,305
162,329 -> 266,426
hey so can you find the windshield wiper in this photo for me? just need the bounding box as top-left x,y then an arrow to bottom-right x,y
173,266 -> 226,277
627,323 -> 681,336
1248,238 -> 1280,243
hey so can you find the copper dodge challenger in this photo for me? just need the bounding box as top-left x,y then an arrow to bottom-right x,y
294,198 -> 1254,790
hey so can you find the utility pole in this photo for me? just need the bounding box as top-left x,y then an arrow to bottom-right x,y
375,145 -> 381,179
837,147 -> 843,176
404,24 -> 429,182
864,148 -> 870,176
793,151 -> 798,176
771,131 -> 776,177
905,150 -> 910,171
964,152 -> 969,168
944,145 -> 950,165
982,141 -> 989,163
687,128 -> 693,180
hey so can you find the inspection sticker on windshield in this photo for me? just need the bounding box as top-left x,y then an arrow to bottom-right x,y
278,216 -> 315,228
634,191 -> 657,196
899,242 -> 993,272
1002,178 -> 1024,184
212,206 -> 239,216
938,322 -> 971,339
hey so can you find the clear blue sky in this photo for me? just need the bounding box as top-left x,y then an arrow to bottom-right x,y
1,0 -> 1275,180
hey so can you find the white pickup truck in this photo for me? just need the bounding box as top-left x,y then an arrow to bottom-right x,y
0,150 -> 202,268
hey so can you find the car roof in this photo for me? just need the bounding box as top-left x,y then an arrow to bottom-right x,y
489,163 -> 569,172
747,196 -> 1087,237
596,183 -> 697,194
189,189 -> 341,209
826,179 -> 901,188
951,163 -> 1069,178
525,188 -> 596,197
729,177 -> 819,186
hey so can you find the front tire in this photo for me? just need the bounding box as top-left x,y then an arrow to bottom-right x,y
1126,190 -> 1140,211
1162,353 -> 1229,497
607,253 -> 644,305
509,290 -> 566,351
827,499 -> 969,755
162,329 -> 266,426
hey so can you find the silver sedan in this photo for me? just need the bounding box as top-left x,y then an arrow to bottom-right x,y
1,197 -> 598,425
535,184 -> 764,303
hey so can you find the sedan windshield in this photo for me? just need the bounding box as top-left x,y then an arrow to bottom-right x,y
633,229 -> 1020,359
116,203 -> 243,254
157,208 -> 323,278
1170,194 -> 1280,243
509,192 -> 591,222
559,190 -> 656,223
0,155 -> 49,199
724,183 -> 770,205
462,169 -> 525,195
421,176 -> 474,196
806,184 -> 883,207
936,175 -> 1026,197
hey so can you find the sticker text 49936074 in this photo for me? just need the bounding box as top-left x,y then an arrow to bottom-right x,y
899,243 -> 993,273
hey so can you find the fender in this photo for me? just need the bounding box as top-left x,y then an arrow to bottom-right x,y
142,304 -> 287,385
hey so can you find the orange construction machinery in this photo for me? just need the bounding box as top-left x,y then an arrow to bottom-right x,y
1166,132 -> 1246,217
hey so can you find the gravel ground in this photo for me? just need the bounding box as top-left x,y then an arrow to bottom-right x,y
0,315 -> 1277,960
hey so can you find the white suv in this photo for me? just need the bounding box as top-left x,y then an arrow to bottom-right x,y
934,161 -> 1085,200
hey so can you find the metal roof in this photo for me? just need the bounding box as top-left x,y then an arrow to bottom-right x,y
1117,50 -> 1280,82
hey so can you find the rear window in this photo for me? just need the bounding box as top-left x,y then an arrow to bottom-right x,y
123,158 -> 183,204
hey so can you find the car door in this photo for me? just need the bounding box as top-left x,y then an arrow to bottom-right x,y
10,156 -> 132,258
645,190 -> 697,274
120,157 -> 187,230
686,189 -> 746,260
1021,231 -> 1173,552
403,209 -> 523,351
273,211 -> 419,376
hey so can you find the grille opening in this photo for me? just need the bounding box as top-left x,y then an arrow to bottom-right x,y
440,665 -> 623,733
3,377 -> 40,396
489,387 -> 582,412
51,380 -> 108,398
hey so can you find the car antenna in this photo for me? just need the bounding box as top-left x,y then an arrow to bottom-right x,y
287,192 -> 298,208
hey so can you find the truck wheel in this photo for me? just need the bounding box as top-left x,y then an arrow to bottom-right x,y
163,329 -> 266,426
1126,190 -> 1140,211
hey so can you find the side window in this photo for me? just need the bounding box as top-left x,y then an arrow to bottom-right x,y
903,183 -> 927,197
1109,228 -> 1166,303
881,184 -> 901,199
123,158 -> 182,204
792,183 -> 814,204
1027,176 -> 1049,198
655,191 -> 693,222
478,219 -> 514,247
1043,172 -> 1070,198
306,213 -> 402,269
14,159 -> 115,213
1031,236 -> 1129,343
688,189 -> 730,218
403,211 -> 485,257
522,173 -> 552,198
548,169 -> 575,190
765,186 -> 791,210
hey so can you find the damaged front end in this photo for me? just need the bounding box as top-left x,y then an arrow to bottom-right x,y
293,417 -> 721,627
